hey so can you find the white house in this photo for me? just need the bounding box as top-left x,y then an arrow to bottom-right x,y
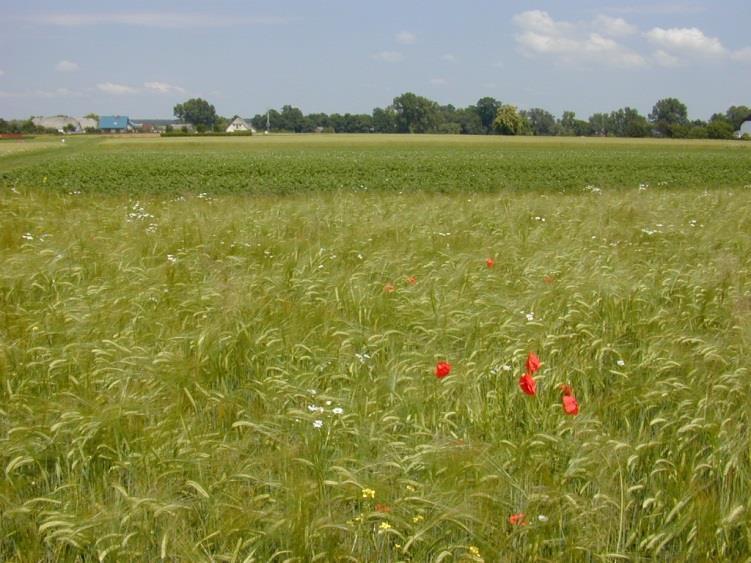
226,116 -> 255,133
738,120 -> 751,138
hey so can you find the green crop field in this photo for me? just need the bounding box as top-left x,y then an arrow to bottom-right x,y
2,135 -> 751,561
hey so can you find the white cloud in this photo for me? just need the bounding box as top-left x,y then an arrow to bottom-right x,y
441,53 -> 458,63
513,10 -> 645,68
144,81 -> 185,94
396,31 -> 416,45
731,47 -> 751,63
593,15 -> 637,37
371,51 -> 404,63
27,12 -> 286,29
97,82 -> 139,95
645,27 -> 726,56
653,49 -> 682,67
429,78 -> 447,86
55,60 -> 79,72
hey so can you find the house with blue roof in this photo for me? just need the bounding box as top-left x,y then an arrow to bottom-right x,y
99,115 -> 134,133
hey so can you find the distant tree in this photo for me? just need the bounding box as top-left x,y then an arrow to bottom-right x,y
372,107 -> 397,133
608,107 -> 650,137
84,112 -> 100,121
493,105 -> 526,135
706,117 -> 734,139
649,97 -> 688,137
213,116 -> 229,132
725,105 -> 751,131
0,118 -> 8,134
455,108 -> 483,135
474,96 -> 502,134
392,92 -> 440,133
522,108 -> 556,136
558,111 -> 589,136
588,112 -> 612,136
279,105 -> 305,132
173,98 -> 218,128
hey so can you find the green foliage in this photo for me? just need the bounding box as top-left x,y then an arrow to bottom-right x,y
392,92 -> 440,133
493,105 -> 527,135
522,108 -> 556,136
2,135 -> 751,196
173,98 -> 218,128
649,97 -> 689,137
474,97 -> 503,134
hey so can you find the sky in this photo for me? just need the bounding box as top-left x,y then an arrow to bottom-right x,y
1,0 -> 750,120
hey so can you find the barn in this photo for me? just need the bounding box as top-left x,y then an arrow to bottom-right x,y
99,115 -> 134,133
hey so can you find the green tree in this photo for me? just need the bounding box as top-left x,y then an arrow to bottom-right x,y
372,107 -> 397,133
173,98 -> 218,128
522,108 -> 556,136
558,111 -> 589,136
493,105 -> 526,135
392,92 -> 440,133
725,105 -> 751,131
588,112 -> 612,136
474,96 -> 502,134
649,97 -> 688,137
279,105 -> 305,132
609,107 -> 650,137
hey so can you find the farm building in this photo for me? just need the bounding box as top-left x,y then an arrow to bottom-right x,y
99,115 -> 134,133
77,117 -> 98,130
226,117 -> 255,133
32,115 -> 83,133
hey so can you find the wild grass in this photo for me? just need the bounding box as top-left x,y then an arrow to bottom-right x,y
1,136 -> 751,561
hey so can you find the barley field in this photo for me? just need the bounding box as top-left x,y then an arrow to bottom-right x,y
2,135 -> 751,561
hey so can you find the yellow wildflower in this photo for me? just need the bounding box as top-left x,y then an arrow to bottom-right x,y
378,522 -> 392,533
361,488 -> 376,499
412,514 -> 424,523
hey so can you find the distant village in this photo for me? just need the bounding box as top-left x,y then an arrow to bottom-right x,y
27,115 -> 256,134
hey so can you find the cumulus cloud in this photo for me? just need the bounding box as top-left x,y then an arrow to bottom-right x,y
144,81 -> 185,94
513,10 -> 645,68
97,82 -> 139,95
645,27 -> 726,56
55,60 -> 79,72
396,31 -> 416,45
371,51 -> 404,63
593,15 -> 637,37
26,12 -> 287,28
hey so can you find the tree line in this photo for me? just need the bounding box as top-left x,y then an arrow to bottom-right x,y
173,95 -> 751,139
2,96 -> 748,139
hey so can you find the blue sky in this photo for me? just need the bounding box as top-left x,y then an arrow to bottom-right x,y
1,1 -> 749,120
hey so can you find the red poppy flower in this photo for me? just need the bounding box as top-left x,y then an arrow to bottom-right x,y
435,361 -> 452,379
406,275 -> 417,285
519,373 -> 536,396
559,384 -> 573,397
525,352 -> 541,375
486,258 -> 495,268
562,395 -> 579,415
384,282 -> 396,293
508,513 -> 528,526
375,503 -> 391,513
543,275 -> 555,284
